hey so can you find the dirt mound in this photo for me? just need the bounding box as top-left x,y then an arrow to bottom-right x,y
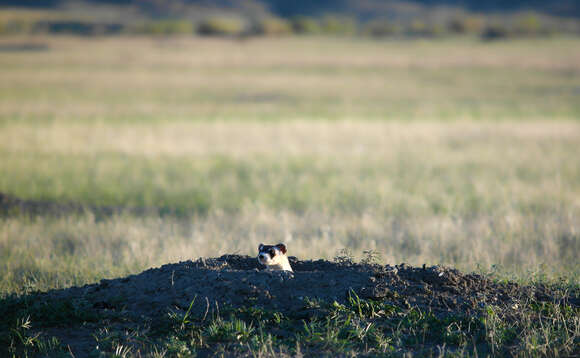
3,255 -> 578,356
43,255 -> 577,322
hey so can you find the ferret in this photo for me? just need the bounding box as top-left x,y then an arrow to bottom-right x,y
257,243 -> 293,272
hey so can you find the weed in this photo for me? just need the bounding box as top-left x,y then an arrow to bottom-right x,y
205,317 -> 255,344
361,249 -> 382,265
333,248 -> 355,266
6,315 -> 67,357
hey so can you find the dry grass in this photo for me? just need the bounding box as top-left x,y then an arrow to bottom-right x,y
2,120 -> 580,157
2,205 -> 579,294
1,36 -> 579,120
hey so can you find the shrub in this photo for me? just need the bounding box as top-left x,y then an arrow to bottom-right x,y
254,17 -> 292,36
363,20 -> 401,37
407,20 -> 444,37
448,15 -> 485,34
197,16 -> 246,36
291,16 -> 321,34
481,24 -> 510,40
320,15 -> 357,35
408,19 -> 428,36
133,20 -> 193,35
0,19 -> 34,35
35,20 -> 95,36
430,23 -> 447,36
514,13 -> 542,35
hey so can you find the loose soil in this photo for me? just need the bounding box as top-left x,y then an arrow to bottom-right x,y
9,255 -> 578,355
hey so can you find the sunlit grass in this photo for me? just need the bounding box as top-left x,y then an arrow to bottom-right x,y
1,121 -> 578,216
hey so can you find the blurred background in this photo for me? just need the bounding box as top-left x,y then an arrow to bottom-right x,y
0,0 -> 579,294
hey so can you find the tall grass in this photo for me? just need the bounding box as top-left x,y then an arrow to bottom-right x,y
1,120 -> 579,294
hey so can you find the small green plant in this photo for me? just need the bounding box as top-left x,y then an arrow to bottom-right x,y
179,296 -> 197,331
112,343 -> 133,358
482,305 -> 516,354
7,315 -> 66,357
35,336 -> 63,356
161,335 -> 193,357
346,290 -> 391,319
301,317 -> 349,351
205,317 -> 255,344
9,316 -> 38,352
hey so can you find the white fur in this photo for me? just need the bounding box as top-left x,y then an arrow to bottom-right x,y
257,244 -> 293,272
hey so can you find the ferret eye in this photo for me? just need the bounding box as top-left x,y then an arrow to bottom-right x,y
269,249 -> 275,255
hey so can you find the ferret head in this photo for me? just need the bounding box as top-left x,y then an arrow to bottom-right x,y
257,243 -> 288,268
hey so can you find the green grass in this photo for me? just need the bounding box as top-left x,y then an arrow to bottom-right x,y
2,287 -> 578,357
2,146 -> 575,216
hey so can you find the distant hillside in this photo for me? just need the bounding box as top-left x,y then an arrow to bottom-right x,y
267,0 -> 580,19
1,0 -> 579,19
2,0 -> 579,38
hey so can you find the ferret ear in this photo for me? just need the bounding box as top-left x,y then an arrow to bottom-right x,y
276,243 -> 287,254
258,243 -> 264,251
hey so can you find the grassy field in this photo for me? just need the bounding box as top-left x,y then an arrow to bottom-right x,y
0,35 -> 579,357
0,36 -> 579,297
1,36 -> 580,122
